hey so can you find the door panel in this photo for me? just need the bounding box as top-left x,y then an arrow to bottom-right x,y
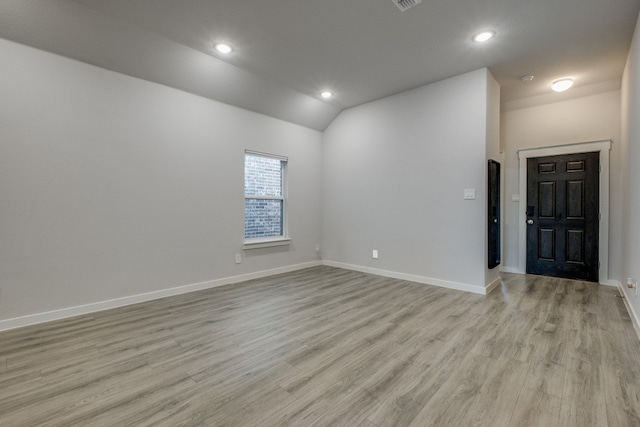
566,230 -> 584,262
538,162 -> 556,174
538,182 -> 555,218
526,152 -> 599,282
567,160 -> 585,171
566,181 -> 585,218
538,229 -> 555,260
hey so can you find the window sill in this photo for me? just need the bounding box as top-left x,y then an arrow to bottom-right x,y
243,237 -> 291,250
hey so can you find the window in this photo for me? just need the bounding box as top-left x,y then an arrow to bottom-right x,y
244,151 -> 289,247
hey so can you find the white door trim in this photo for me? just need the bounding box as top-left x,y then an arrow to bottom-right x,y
517,140 -> 612,284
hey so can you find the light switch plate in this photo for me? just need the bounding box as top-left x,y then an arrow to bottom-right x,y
464,188 -> 476,200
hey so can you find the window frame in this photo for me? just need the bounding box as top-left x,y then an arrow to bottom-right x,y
243,150 -> 290,249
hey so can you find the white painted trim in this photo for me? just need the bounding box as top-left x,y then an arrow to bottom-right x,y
322,260 -> 488,295
244,150 -> 288,162
244,150 -> 289,247
500,266 -> 522,274
243,237 -> 291,249
486,276 -> 502,294
517,140 -> 612,283
0,261 -> 322,332
616,281 -> 640,341
600,280 -> 620,287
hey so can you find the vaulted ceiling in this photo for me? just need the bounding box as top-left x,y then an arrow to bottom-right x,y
2,0 -> 639,130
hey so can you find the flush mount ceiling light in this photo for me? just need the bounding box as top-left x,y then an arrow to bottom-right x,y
320,91 -> 333,99
520,75 -> 534,82
473,31 -> 495,43
551,78 -> 574,92
215,43 -> 233,54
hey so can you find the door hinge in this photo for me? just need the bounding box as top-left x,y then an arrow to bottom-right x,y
599,213 -> 602,221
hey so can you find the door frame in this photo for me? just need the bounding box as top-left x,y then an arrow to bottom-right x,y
517,140 -> 612,284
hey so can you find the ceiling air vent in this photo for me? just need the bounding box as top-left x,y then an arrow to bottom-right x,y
392,0 -> 422,12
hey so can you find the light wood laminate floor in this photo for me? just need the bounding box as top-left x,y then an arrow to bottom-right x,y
1,266 -> 639,426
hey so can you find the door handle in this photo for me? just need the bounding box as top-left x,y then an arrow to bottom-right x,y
527,219 -> 534,225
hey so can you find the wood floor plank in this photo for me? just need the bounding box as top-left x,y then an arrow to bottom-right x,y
0,267 -> 638,426
598,314 -> 640,422
0,359 -> 153,426
559,356 -> 608,427
461,354 -> 528,427
155,362 -> 297,427
309,388 -> 380,427
606,404 -> 640,427
522,353 -> 567,399
508,388 -> 562,427
254,393 -> 330,427
215,385 -> 296,427
408,352 -> 496,426
366,394 -> 422,427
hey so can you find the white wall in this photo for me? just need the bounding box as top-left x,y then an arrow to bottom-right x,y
620,11 -> 640,327
500,91 -> 622,281
322,68 -> 499,293
0,39 -> 323,323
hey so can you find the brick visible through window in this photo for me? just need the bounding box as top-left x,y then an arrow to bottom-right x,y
244,152 -> 287,239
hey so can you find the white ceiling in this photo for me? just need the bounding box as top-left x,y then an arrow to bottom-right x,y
2,0 -> 639,130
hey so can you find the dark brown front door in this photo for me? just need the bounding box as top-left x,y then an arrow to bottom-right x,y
526,152 -> 599,282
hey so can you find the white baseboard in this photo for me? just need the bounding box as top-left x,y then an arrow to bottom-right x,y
486,276 -> 502,294
0,261 -> 322,332
7,260 -> 627,334
322,260 -> 488,295
600,279 -> 619,287
616,281 -> 640,341
500,266 -> 523,274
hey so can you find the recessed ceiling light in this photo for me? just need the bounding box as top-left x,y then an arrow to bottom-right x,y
473,31 -> 495,43
320,91 -> 333,99
215,43 -> 233,54
551,78 -> 574,92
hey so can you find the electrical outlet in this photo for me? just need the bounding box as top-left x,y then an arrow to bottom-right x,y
316,244 -> 320,252
372,250 -> 379,259
464,188 -> 476,200
235,253 -> 242,264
